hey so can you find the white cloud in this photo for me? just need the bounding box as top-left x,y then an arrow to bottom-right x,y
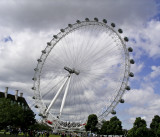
124,85 -> 160,126
0,29 -> 53,98
128,62 -> 144,83
150,65 -> 160,78
127,20 -> 160,59
124,86 -> 156,106
143,65 -> 160,82
130,62 -> 144,74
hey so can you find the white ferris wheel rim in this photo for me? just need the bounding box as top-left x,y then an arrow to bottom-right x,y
32,18 -> 132,128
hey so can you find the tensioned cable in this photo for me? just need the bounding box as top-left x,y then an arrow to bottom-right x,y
73,76 -> 91,122
76,25 -> 105,68
33,20 -> 130,126
58,23 -> 102,122
80,50 -> 124,70
42,75 -> 68,99
79,34 -> 118,67
75,22 -> 88,64
77,24 -> 100,65
78,25 -> 111,63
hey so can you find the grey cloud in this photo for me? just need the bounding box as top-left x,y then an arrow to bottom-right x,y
0,0 -> 157,32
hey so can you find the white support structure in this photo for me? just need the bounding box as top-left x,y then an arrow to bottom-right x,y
60,75 -> 71,117
45,76 -> 70,114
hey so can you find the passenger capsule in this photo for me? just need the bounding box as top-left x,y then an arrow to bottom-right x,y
94,17 -> 98,22
53,35 -> 58,39
68,24 -> 72,28
111,23 -> 116,27
31,87 -> 36,90
103,19 -> 107,23
60,29 -> 65,32
76,20 -> 81,24
47,42 -> 51,46
124,37 -> 129,42
130,59 -> 135,64
111,110 -> 116,115
37,59 -> 42,62
119,99 -> 125,103
42,50 -> 46,54
125,86 -> 131,90
118,29 -> 123,33
129,72 -> 134,77
128,47 -> 133,52
85,18 -> 89,22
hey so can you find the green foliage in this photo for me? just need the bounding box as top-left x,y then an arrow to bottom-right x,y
127,117 -> 149,137
135,126 -> 149,137
133,117 -> 147,128
100,120 -> 109,135
156,124 -> 160,136
107,116 -> 123,135
0,98 -> 23,128
85,114 -> 98,133
100,116 -> 123,135
127,128 -> 135,137
0,98 -> 35,130
128,127 -> 149,137
150,115 -> 160,136
21,108 -> 36,130
0,98 -> 11,128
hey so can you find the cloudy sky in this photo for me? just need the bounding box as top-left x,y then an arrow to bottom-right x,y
0,0 -> 160,129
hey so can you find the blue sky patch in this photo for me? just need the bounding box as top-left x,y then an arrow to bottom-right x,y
150,13 -> 160,21
2,36 -> 13,42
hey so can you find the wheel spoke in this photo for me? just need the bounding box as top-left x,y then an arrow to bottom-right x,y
32,19 -> 132,130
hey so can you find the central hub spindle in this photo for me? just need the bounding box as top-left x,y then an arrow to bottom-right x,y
64,66 -> 80,75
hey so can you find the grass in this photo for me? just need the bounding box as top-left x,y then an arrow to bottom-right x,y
0,135 -> 61,137
0,132 -> 61,137
40,135 -> 61,137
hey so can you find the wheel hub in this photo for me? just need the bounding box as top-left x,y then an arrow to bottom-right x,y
64,66 -> 80,75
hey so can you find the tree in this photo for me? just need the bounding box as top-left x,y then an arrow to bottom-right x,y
150,115 -> 160,136
133,117 -> 147,128
0,98 -> 23,128
0,98 -> 12,129
107,116 -> 123,135
100,120 -> 110,135
156,124 -> 160,136
127,117 -> 149,137
21,108 -> 36,130
85,114 -> 98,133
0,98 -> 35,130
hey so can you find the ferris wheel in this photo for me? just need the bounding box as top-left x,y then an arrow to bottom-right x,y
32,18 -> 134,130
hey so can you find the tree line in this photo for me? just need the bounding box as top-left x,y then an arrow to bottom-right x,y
0,98 -> 36,130
0,98 -> 51,132
1,98 -> 160,136
85,114 -> 160,137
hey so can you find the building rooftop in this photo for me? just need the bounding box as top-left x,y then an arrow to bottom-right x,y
0,87 -> 30,109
